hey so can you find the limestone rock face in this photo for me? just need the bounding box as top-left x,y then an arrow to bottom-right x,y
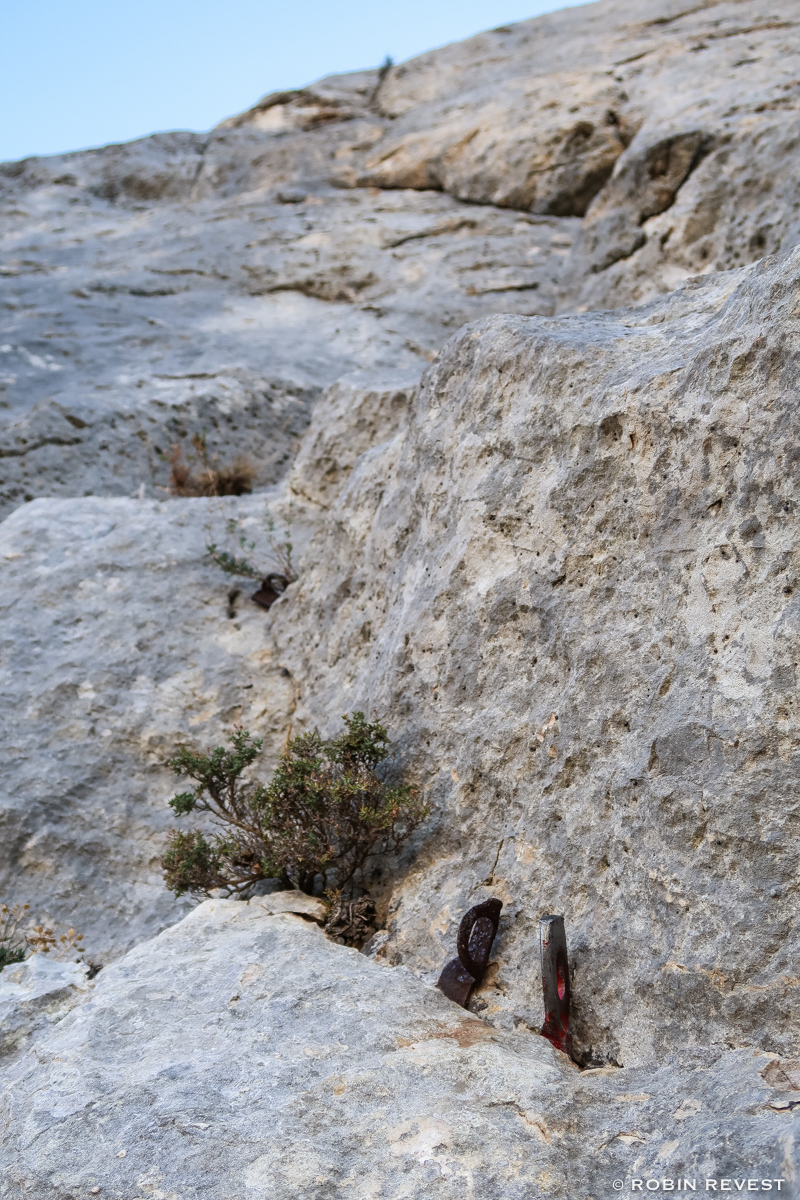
4,0 -> 800,514
288,371 -> 419,507
2,0 -> 800,1183
1,899 -> 793,1197
0,493 -> 301,960
0,175 -> 574,518
208,0 -> 800,306
274,247 -> 800,1069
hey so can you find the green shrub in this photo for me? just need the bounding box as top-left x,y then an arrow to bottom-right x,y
0,945 -> 26,971
161,713 -> 428,901
1,903 -> 30,972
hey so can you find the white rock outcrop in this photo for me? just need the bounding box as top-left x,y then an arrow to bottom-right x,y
0,953 -> 90,1059
1,898 -> 793,1197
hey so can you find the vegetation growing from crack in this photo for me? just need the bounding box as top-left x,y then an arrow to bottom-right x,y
206,509 -> 296,585
0,902 -> 86,973
206,505 -> 297,612
161,714 -> 428,943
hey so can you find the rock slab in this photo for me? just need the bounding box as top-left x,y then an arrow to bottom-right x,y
1,900 -> 795,1197
0,953 -> 90,1059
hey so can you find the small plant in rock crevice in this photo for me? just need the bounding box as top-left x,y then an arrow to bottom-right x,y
206,507 -> 297,611
207,511 -> 296,581
0,902 -> 86,973
160,713 -> 428,944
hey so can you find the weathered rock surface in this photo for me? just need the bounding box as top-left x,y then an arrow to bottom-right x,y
233,0 -> 800,311
0,492 -> 305,960
288,370 -> 418,507
3,0 -> 800,1182
0,953 -> 90,1059
2,899 -> 796,1197
3,0 -> 800,514
0,176 -> 574,517
274,247 -> 800,1069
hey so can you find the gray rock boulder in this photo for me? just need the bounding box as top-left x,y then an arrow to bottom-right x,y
273,246 -> 800,1069
1,899 -> 795,1197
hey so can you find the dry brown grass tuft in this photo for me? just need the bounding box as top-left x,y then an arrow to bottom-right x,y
169,434 -> 255,498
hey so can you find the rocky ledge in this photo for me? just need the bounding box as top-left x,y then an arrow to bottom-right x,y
1,897 -> 794,1198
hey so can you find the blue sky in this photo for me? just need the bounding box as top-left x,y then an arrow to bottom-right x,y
0,0 -> 588,163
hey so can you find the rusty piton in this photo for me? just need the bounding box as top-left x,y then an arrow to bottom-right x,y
436,897 -> 503,1008
539,913 -> 573,1059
